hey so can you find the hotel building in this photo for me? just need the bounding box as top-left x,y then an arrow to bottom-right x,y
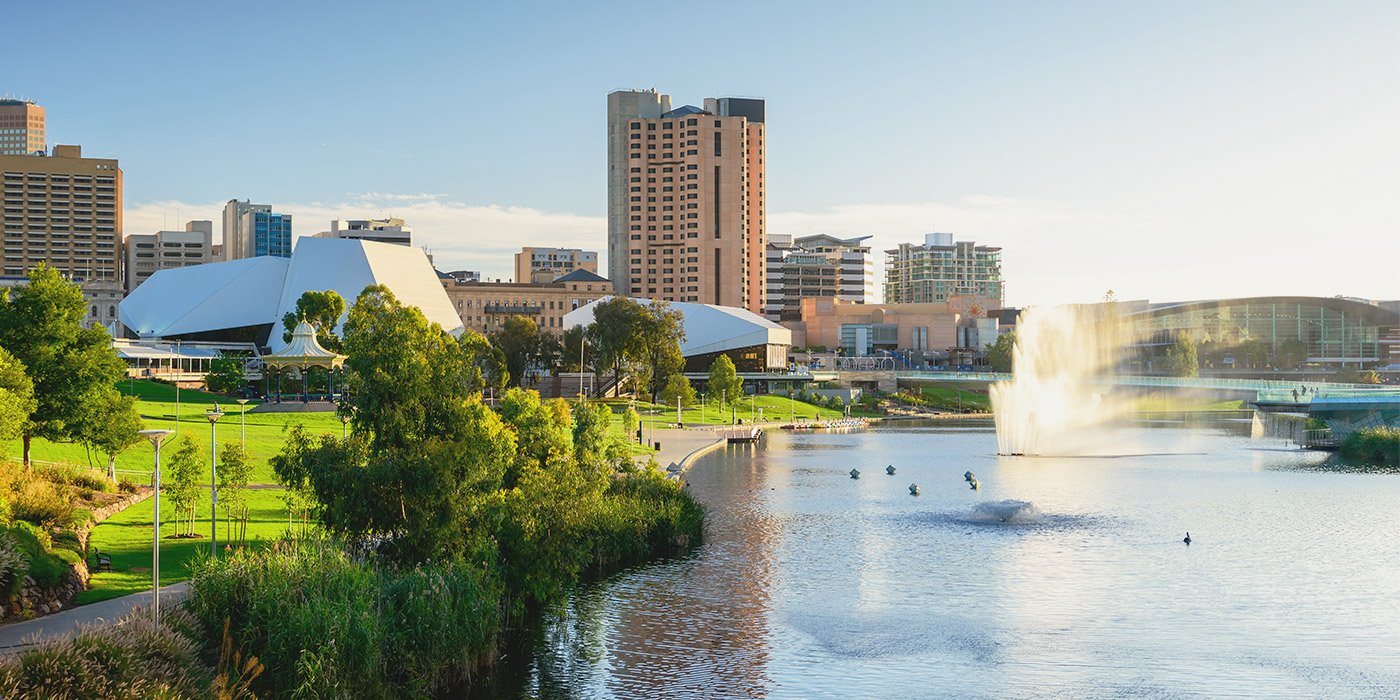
0,99 -> 45,156
0,144 -> 122,329
606,89 -> 766,314
223,199 -> 292,260
884,233 -> 1004,307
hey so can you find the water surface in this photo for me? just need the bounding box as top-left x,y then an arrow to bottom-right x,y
477,419 -> 1400,699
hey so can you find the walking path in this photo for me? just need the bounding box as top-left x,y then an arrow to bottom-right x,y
0,582 -> 190,654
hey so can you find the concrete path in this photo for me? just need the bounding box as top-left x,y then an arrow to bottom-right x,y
0,582 -> 190,654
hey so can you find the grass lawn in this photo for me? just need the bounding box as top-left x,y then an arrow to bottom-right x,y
78,488 -> 297,604
599,394 -> 876,428
918,387 -> 991,410
1133,395 -> 1248,412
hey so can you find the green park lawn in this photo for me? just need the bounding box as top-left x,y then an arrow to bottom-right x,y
918,387 -> 992,410
1133,395 -> 1248,412
608,394 -> 877,428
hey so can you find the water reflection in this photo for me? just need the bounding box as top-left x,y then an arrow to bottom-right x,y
478,417 -> 1400,699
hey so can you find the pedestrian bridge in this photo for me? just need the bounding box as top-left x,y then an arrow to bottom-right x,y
809,368 -> 1400,398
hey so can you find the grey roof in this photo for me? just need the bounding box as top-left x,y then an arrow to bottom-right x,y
663,105 -> 707,118
551,269 -> 610,284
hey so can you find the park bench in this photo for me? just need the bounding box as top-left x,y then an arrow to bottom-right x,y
90,548 -> 112,573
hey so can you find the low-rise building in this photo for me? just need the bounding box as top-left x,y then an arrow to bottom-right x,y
765,234 -> 873,322
125,226 -> 216,293
788,295 -> 1005,358
514,246 -> 598,284
441,268 -> 611,334
314,217 -> 412,246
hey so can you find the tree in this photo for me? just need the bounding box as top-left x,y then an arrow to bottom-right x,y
586,297 -> 647,397
622,405 -> 640,443
559,325 -> 589,372
217,442 -> 254,545
77,389 -> 143,480
571,400 -> 612,470
1235,338 -> 1269,369
281,289 -> 346,351
0,265 -> 127,467
496,389 -> 573,486
1164,334 -> 1199,378
167,432 -> 204,536
0,347 -> 35,442
1276,339 -> 1310,369
984,331 -> 1017,373
204,354 -> 247,395
658,374 -> 697,409
492,316 -> 543,388
707,355 -> 742,409
637,302 -> 686,399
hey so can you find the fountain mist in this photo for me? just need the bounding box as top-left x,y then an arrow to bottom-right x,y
990,305 -> 1131,456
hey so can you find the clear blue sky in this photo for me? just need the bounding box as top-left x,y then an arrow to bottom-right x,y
7,1 -> 1397,305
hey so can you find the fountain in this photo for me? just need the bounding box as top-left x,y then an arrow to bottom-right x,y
990,304 -> 1131,456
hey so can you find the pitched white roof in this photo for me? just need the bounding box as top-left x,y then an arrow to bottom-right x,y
119,238 -> 464,347
563,297 -> 791,357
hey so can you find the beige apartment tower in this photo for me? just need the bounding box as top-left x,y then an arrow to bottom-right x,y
606,89 -> 766,315
0,145 -> 123,329
0,100 -> 45,156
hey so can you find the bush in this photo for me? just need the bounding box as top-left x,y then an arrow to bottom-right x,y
69,471 -> 115,493
117,477 -> 138,494
51,530 -> 83,556
0,534 -> 25,593
0,496 -> 9,527
10,520 -> 52,553
1340,427 -> 1400,466
11,480 -> 73,528
0,607 -> 214,698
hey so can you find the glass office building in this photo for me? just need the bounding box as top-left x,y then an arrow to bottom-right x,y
251,211 -> 292,258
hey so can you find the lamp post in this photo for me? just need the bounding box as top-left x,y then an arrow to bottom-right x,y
203,407 -> 224,556
138,428 -> 174,628
236,398 -> 249,447
174,339 -> 181,429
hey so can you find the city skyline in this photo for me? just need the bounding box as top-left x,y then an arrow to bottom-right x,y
6,1 -> 1396,307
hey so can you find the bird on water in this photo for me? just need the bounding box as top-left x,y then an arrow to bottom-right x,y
1183,532 -> 1192,545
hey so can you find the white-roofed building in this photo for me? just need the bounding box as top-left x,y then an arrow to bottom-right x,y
564,297 -> 792,373
119,237 -> 463,349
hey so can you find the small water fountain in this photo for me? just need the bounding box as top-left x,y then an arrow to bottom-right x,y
990,304 -> 1132,456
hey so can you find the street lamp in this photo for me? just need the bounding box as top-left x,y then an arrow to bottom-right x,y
138,428 -> 175,629
339,403 -> 355,440
235,398 -> 249,447
203,407 -> 224,556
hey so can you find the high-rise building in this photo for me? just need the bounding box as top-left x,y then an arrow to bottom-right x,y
314,217 -> 411,246
125,222 -> 216,293
222,199 -> 291,259
0,145 -> 122,329
765,234 -> 873,322
884,233 -> 1004,308
0,99 -> 45,156
514,246 -> 598,284
606,89 -> 766,314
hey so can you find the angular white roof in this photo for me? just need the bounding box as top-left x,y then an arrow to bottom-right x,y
120,238 -> 463,347
563,297 -> 791,357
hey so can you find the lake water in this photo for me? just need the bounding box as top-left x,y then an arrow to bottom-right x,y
475,418 -> 1400,699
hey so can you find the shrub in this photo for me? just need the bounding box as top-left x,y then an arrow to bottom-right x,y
117,477 -> 138,494
11,480 -> 73,528
1340,427 -> 1400,466
51,530 -> 83,556
10,520 -> 52,553
0,495 -> 9,527
69,471 -> 115,493
0,607 -> 213,698
69,509 -> 94,529
0,534 -> 25,593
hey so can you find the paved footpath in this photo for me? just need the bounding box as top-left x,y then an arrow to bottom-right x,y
639,421 -> 800,477
0,582 -> 189,654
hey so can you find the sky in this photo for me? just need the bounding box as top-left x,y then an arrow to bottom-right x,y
5,0 -> 1397,307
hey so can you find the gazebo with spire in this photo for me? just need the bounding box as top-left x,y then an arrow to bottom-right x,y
262,321 -> 347,402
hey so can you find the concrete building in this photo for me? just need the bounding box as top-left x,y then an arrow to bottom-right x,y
514,246 -> 598,284
786,294 -> 1008,361
441,268 -> 611,334
0,99 -> 45,156
765,234 -> 873,322
125,226 -> 216,293
119,237 -> 460,348
1,144 -> 122,329
314,217 -> 412,246
884,233 -> 1004,307
222,199 -> 291,260
606,89 -> 766,314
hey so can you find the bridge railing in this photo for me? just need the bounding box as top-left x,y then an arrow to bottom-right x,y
892,371 -> 1398,394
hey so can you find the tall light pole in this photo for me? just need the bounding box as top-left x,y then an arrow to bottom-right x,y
138,429 -> 174,629
203,407 -> 224,556
174,339 -> 181,429
236,398 -> 249,447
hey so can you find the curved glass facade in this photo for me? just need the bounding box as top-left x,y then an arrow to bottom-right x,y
1129,298 -> 1398,364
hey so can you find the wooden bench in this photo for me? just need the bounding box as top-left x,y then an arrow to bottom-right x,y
90,548 -> 112,573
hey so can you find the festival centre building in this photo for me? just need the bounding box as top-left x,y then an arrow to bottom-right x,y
563,297 -> 792,373
118,237 -> 463,349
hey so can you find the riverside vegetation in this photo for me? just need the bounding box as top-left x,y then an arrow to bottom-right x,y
1340,426 -> 1400,466
0,284 -> 705,697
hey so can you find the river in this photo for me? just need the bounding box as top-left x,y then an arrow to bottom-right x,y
472,417 -> 1400,699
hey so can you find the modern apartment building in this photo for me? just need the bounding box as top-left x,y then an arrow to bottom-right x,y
125,224 -> 216,293
0,145 -> 122,329
765,234 -> 873,322
314,217 -> 411,246
222,199 -> 292,260
514,246 -> 598,284
0,99 -> 45,156
606,89 -> 766,314
441,268 -> 611,334
884,233 -> 1004,307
